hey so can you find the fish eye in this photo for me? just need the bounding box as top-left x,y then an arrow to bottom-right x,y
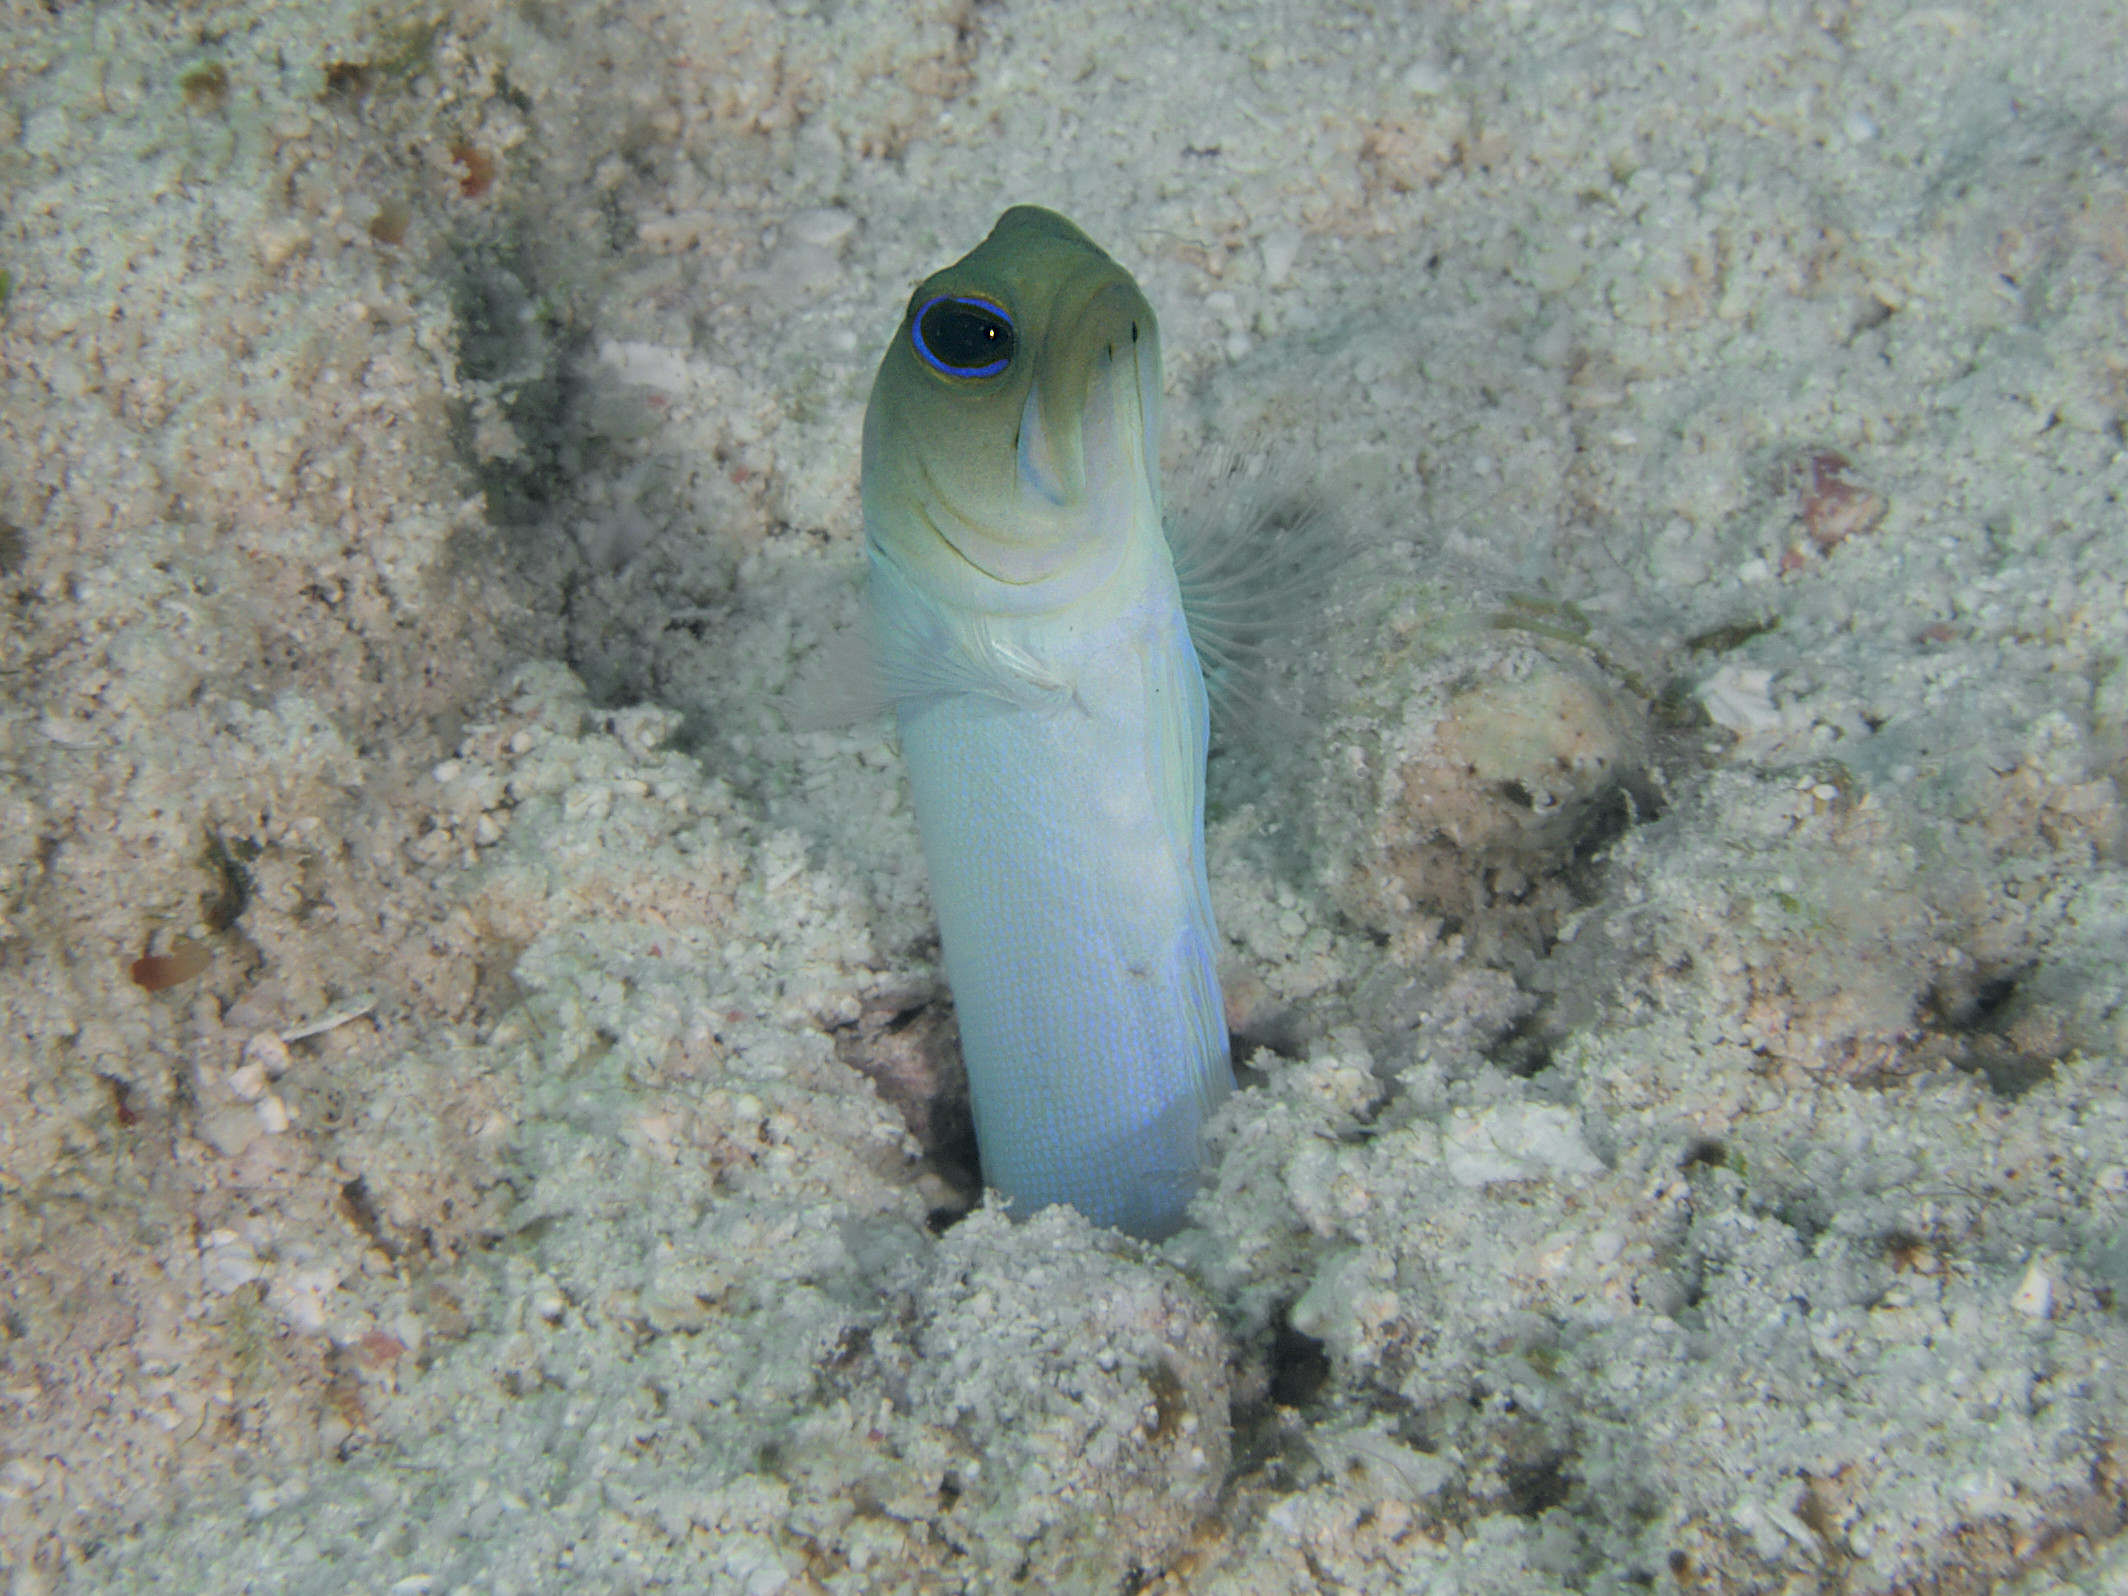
912,295 -> 1015,379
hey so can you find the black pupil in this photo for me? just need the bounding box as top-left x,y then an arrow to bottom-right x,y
921,300 -> 1013,371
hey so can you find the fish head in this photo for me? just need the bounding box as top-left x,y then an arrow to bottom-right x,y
863,205 -> 1165,615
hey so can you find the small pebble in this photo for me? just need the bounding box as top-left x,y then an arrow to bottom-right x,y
199,1107 -> 260,1158
200,1232 -> 262,1293
1260,228 -> 1302,288
1402,60 -> 1450,96
786,206 -> 856,250
254,220 -> 311,267
2011,1262 -> 2054,1320
243,1031 -> 293,1077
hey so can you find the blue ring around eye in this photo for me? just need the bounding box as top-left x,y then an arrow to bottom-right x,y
912,295 -> 1014,379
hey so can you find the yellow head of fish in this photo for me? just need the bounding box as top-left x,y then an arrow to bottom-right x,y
862,206 -> 1165,617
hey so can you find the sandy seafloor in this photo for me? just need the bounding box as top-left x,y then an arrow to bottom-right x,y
5,0 -> 2128,1590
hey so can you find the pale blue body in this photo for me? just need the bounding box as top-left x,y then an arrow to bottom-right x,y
871,545 -> 1232,1240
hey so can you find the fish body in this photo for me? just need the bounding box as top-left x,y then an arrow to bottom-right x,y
861,206 -> 1232,1239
